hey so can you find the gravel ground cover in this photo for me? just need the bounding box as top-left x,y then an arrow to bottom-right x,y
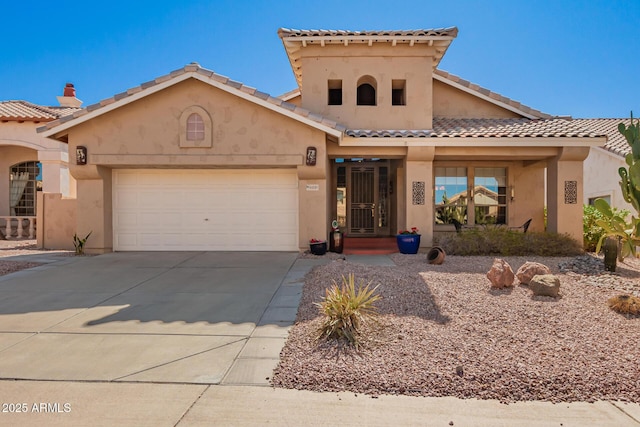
273,253 -> 640,403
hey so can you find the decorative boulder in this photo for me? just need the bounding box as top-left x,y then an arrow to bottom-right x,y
486,258 -> 515,288
529,274 -> 561,297
516,262 -> 551,285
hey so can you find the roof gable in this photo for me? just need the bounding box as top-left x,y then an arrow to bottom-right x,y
39,63 -> 346,139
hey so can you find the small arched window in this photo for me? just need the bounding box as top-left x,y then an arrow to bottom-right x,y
356,76 -> 377,106
179,106 -> 212,148
186,113 -> 205,141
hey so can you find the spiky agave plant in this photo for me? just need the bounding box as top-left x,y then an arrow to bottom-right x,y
608,294 -> 640,316
315,273 -> 381,348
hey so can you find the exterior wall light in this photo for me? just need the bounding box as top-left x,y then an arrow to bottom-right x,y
306,146 -> 317,166
76,146 -> 87,165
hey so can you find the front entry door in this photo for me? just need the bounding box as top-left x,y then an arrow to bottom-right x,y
343,162 -> 390,236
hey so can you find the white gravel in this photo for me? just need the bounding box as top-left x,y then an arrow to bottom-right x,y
272,254 -> 640,403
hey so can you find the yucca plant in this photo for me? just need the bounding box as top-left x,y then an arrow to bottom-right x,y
315,273 -> 381,348
73,231 -> 92,255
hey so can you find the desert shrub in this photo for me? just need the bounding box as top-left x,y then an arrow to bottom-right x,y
315,273 -> 381,348
608,294 -> 640,316
434,227 -> 583,256
584,204 -> 630,252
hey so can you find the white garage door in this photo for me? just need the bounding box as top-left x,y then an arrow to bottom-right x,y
113,169 -> 299,251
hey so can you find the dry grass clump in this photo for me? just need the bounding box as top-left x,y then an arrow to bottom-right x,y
608,294 -> 640,315
315,273 -> 381,348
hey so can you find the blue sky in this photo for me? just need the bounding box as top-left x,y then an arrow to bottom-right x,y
1,0 -> 638,118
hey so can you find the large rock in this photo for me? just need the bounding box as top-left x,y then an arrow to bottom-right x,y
486,258 -> 515,288
516,262 -> 551,285
529,274 -> 561,297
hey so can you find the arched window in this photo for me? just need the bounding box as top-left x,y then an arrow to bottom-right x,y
186,113 -> 205,141
179,106 -> 212,148
9,161 -> 41,216
356,76 -> 377,106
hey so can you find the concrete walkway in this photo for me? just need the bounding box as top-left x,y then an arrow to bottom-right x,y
0,251 -> 638,426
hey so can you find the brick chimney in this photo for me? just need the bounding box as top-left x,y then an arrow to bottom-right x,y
57,83 -> 82,107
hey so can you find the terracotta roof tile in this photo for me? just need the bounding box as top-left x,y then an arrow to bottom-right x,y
346,118 -> 606,138
0,101 -> 79,121
278,28 -> 459,38
573,118 -> 635,156
434,69 -> 552,119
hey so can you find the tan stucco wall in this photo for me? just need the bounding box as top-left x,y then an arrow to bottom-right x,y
61,78 -> 329,251
433,80 -> 521,118
299,44 -> 434,129
583,147 -> 631,211
36,192 -> 76,250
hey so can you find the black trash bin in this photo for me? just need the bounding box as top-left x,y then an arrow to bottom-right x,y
329,230 -> 343,253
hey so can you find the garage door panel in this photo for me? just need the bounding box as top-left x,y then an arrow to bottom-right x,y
113,170 -> 299,251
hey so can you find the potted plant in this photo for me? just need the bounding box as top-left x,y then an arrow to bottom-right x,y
396,227 -> 421,254
309,238 -> 327,255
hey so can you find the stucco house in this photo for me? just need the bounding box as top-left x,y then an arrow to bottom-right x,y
37,27 -> 605,253
577,118 -> 635,212
0,85 -> 80,239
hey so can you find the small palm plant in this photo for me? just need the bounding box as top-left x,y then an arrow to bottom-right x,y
315,273 -> 381,348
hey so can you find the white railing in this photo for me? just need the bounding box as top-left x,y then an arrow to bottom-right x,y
0,216 -> 36,239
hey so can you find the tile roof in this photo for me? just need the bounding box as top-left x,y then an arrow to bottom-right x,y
346,118 -> 607,138
0,100 -> 79,122
573,118 -> 634,157
279,27 -> 458,89
38,63 -> 348,136
278,28 -> 459,38
433,70 -> 553,120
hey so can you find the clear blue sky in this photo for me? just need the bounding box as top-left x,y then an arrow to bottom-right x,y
1,0 -> 638,118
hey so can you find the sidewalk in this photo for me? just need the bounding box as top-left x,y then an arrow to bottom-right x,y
1,381 -> 639,426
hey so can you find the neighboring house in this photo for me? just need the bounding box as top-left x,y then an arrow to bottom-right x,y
38,27 -> 605,253
576,118 -> 635,212
0,85 -> 81,238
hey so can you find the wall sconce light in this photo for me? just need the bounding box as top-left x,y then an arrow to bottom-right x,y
306,146 -> 317,166
510,187 -> 515,201
76,146 -> 87,165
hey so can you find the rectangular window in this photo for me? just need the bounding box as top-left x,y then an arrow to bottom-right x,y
435,167 -> 468,225
588,195 -> 611,205
474,167 -> 507,225
328,80 -> 342,105
434,167 -> 508,226
392,80 -> 406,106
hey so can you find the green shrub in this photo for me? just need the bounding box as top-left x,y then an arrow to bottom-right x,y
434,227 -> 583,256
584,204 -> 630,252
315,273 -> 381,348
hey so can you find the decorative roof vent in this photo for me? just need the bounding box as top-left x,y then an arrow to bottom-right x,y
57,83 -> 82,108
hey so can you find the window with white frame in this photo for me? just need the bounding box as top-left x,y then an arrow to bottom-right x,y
186,113 -> 205,141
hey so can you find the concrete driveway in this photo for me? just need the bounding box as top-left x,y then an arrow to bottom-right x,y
0,251 -> 328,385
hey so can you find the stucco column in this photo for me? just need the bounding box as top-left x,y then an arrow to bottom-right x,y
547,147 -> 590,245
404,147 -> 435,247
297,147 -> 328,250
38,144 -> 74,196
